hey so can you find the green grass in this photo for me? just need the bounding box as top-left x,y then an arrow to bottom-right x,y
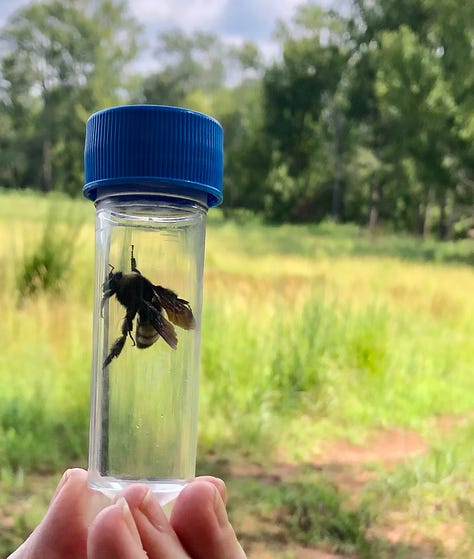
366,420 -> 474,521
0,188 -> 473,460
208,214 -> 474,266
225,473 -> 374,557
0,189 -> 473,557
199,258 -> 474,454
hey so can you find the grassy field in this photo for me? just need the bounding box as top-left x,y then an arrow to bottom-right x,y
0,190 -> 473,557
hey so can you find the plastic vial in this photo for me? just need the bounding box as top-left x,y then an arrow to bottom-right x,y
83,105 -> 223,504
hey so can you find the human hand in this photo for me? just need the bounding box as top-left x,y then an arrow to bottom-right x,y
9,468 -> 246,559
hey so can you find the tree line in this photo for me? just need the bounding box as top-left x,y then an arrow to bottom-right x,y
0,0 -> 473,238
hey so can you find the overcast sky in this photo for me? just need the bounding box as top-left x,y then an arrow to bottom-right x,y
1,0 -> 304,36
1,0 -> 337,70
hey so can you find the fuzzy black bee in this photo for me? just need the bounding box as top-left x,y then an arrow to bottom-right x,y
102,245 -> 195,368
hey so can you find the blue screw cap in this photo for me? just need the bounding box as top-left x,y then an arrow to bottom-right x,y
83,105 -> 224,207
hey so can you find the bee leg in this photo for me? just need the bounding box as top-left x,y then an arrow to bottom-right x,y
100,297 -> 107,318
103,310 -> 136,368
130,244 -> 141,274
101,292 -> 112,318
123,310 -> 136,346
103,335 -> 127,368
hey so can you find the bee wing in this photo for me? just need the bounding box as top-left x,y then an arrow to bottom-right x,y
140,300 -> 178,350
154,285 -> 196,330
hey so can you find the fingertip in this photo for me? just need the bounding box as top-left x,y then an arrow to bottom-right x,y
172,480 -> 246,559
178,479 -> 220,512
171,480 -> 217,529
195,476 -> 227,503
172,479 -> 229,536
50,468 -> 88,505
61,468 -> 89,485
17,469 -> 92,559
88,499 -> 146,558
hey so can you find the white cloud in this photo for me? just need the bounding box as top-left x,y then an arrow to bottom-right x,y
2,0 -> 336,72
0,0 -> 35,25
2,0 -> 303,41
129,0 -> 227,32
126,0 -> 300,73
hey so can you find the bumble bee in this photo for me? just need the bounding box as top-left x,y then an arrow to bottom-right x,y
102,245 -> 195,368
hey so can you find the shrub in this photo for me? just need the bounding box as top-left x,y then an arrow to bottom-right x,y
17,203 -> 82,298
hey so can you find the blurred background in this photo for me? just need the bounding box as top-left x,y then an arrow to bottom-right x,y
0,0 -> 473,557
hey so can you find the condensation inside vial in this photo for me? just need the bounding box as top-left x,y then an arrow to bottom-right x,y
88,197 -> 206,504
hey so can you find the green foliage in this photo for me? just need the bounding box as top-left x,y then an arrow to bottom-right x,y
18,241 -> 69,298
0,0 -> 473,236
207,216 -> 474,265
0,0 -> 140,193
1,191 -> 474,557
263,153 -> 298,222
2,188 -> 474,467
0,395 -> 86,471
223,472 -> 373,555
366,421 -> 474,518
346,0 -> 474,237
139,29 -> 226,106
17,201 -> 83,297
278,482 -> 371,554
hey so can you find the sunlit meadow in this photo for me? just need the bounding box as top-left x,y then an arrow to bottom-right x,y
0,190 -> 473,557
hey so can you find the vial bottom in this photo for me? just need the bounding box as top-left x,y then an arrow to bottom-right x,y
88,475 -> 188,505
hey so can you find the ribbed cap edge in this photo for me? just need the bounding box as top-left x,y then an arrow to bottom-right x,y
83,105 -> 224,207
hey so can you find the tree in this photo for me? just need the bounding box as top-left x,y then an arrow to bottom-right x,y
261,6 -> 350,222
0,0 -> 140,193
374,26 -> 459,235
348,0 -> 474,237
139,30 -> 227,107
138,30 -> 269,215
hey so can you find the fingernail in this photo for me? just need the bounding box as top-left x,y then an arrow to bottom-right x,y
140,489 -> 169,532
236,541 -> 248,558
117,496 -> 139,539
211,488 -> 247,558
213,486 -> 229,528
141,489 -> 155,509
212,478 -> 227,504
50,469 -> 71,505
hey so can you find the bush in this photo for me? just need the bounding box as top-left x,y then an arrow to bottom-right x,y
17,203 -> 82,298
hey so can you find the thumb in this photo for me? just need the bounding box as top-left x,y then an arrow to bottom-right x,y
9,468 -> 107,559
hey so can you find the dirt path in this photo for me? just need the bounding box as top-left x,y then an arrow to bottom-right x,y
218,426 -> 466,558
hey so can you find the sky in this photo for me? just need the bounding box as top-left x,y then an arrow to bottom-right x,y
0,0 -> 335,71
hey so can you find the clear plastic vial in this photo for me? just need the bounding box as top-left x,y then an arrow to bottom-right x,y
83,105 -> 223,504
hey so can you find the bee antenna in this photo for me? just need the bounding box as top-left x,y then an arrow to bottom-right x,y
109,264 -> 115,272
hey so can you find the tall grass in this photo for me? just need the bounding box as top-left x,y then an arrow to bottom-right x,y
0,192 -> 93,471
0,190 -> 473,473
199,266 -> 474,455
